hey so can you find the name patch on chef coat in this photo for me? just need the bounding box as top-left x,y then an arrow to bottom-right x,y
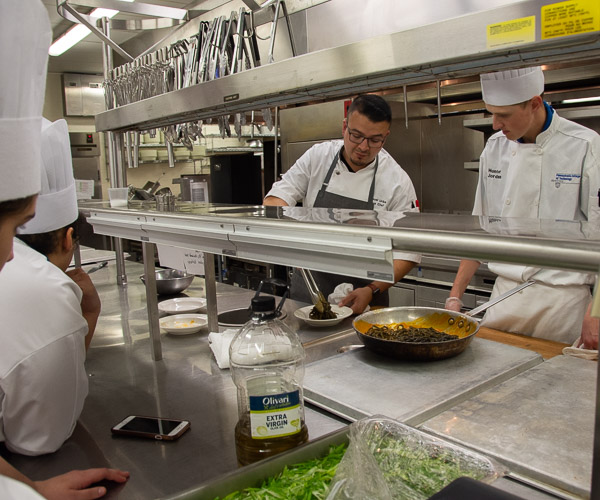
488,168 -> 502,180
551,173 -> 581,188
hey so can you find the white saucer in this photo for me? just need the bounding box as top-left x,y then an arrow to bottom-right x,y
159,314 -> 208,335
158,297 -> 207,314
293,305 -> 353,327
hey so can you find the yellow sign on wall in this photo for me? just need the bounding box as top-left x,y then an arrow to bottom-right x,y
542,0 -> 600,39
487,16 -> 536,49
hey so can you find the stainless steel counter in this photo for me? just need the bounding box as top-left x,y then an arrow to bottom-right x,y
44,229 -> 586,492
421,355 -> 596,499
303,339 -> 543,425
1,260 -> 349,500
1,258 -> 584,498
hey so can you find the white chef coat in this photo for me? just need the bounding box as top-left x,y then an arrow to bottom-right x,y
0,239 -> 88,455
473,110 -> 600,342
267,140 -> 421,263
267,140 -> 419,212
474,110 -> 600,222
0,476 -> 44,500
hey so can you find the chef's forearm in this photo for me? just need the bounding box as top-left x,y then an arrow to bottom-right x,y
449,259 -> 481,299
0,457 -> 33,488
83,311 -> 100,350
263,196 -> 288,206
581,299 -> 599,349
369,259 -> 416,292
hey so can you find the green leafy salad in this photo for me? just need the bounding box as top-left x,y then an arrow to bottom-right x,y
216,443 -> 347,500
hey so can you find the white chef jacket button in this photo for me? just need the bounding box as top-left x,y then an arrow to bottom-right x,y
511,151 -> 516,156
505,199 -> 511,205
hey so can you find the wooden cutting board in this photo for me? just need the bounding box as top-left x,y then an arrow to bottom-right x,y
477,326 -> 569,359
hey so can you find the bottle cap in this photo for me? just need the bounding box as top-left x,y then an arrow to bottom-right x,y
251,295 -> 276,313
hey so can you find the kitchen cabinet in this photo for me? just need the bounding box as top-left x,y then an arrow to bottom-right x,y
388,285 -> 415,307
390,281 -> 490,309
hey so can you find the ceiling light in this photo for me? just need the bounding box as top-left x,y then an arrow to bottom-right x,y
49,1 -> 134,57
561,96 -> 600,104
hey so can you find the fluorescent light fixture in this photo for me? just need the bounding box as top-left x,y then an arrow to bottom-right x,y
49,1 -> 135,57
561,96 -> 600,104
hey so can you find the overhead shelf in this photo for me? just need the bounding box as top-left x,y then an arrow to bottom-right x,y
95,0 -> 600,133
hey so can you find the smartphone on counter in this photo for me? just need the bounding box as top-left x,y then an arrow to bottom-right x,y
111,415 -> 190,441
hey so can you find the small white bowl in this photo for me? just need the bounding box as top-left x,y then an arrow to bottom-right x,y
159,297 -> 207,314
294,305 -> 353,327
159,314 -> 208,335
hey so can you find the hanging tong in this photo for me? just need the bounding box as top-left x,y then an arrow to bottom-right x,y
299,268 -> 329,314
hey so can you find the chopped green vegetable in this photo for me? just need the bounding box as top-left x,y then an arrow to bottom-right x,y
215,443 -> 347,500
370,437 -> 491,499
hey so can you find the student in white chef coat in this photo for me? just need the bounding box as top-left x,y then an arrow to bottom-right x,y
0,1 -> 128,497
264,94 -> 421,313
0,118 -> 100,456
446,66 -> 600,349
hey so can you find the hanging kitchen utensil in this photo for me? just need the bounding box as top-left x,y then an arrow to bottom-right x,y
133,131 -> 140,168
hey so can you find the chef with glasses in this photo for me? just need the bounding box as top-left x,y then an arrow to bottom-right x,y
264,94 -> 420,313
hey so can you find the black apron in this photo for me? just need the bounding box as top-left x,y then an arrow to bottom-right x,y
291,149 -> 389,307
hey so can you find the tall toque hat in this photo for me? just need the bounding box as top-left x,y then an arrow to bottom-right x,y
19,119 -> 78,234
481,66 -> 545,106
0,0 -> 52,202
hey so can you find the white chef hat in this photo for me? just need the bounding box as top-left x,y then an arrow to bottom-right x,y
0,0 -> 52,202
480,66 -> 545,106
19,119 -> 78,235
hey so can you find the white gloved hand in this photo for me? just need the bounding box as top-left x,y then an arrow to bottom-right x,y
445,297 -> 463,312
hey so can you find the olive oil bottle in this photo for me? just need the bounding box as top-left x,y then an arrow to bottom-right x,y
230,291 -> 308,466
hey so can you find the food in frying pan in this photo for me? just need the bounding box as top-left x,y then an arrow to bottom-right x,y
309,301 -> 338,320
366,323 -> 459,343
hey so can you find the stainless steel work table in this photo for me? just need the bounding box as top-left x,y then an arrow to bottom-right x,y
1,260 -> 350,500
1,259 -> 578,499
422,355 -> 597,499
303,338 -> 543,425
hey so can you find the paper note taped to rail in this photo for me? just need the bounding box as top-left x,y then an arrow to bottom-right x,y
157,245 -> 205,275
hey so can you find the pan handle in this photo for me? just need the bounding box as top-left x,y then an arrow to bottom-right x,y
466,279 -> 535,317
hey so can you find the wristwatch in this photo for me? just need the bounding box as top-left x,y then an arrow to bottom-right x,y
366,283 -> 380,296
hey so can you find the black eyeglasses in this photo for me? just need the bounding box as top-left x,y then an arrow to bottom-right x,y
345,125 -> 386,147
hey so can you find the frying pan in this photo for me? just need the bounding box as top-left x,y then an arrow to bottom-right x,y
352,280 -> 534,361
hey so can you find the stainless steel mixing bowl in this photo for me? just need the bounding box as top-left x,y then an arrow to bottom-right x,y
140,269 -> 195,295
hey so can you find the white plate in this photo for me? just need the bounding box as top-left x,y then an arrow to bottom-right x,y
293,305 -> 353,327
159,314 -> 208,335
158,297 -> 207,314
